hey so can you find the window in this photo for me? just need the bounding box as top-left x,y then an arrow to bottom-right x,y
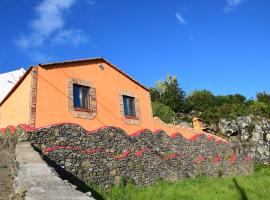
68,79 -> 97,119
119,91 -> 141,125
123,95 -> 136,117
73,84 -> 90,109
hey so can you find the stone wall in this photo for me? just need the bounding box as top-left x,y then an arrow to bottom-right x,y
219,116 -> 270,164
24,123 -> 253,188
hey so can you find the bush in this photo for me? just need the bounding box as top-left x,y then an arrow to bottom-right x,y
150,75 -> 186,113
192,103 -> 249,124
256,92 -> 270,105
248,101 -> 270,118
215,94 -> 246,106
150,75 -> 270,124
152,102 -> 176,124
186,90 -> 216,112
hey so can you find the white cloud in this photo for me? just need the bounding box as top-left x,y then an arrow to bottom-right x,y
175,12 -> 186,25
52,29 -> 89,45
16,0 -> 78,49
225,0 -> 247,12
15,0 -> 90,62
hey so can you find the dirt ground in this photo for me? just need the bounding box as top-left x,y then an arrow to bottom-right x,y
0,135 -> 17,200
0,150 -> 14,200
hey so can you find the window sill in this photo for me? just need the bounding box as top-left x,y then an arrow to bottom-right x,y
124,115 -> 138,119
74,107 -> 91,112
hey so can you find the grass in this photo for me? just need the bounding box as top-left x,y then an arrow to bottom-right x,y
94,164 -> 270,200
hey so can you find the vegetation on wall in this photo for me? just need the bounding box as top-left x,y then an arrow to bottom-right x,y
150,75 -> 270,124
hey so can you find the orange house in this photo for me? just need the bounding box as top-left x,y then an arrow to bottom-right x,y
0,57 -> 223,140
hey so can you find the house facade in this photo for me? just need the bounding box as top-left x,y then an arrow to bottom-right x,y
0,58 -> 223,140
0,58 -> 153,133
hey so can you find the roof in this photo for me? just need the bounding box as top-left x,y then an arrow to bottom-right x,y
39,57 -> 149,91
0,68 -> 26,102
0,67 -> 33,107
0,57 -> 149,107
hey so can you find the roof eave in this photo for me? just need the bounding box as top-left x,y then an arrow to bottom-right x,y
39,57 -> 149,92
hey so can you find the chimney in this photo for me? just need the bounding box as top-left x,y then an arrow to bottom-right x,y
192,117 -> 204,131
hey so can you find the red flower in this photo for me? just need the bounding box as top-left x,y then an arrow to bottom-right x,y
194,156 -> 205,164
135,148 -> 147,158
216,140 -> 224,144
244,156 -> 252,161
189,134 -> 202,142
154,129 -> 163,133
7,125 -> 16,133
83,148 -> 103,154
0,128 -> 6,134
18,124 -> 36,132
115,151 -> 130,160
42,146 -> 81,154
130,129 -> 148,137
212,155 -> 222,164
207,135 -> 214,141
170,133 -> 178,138
167,153 -> 178,160
229,153 -> 237,163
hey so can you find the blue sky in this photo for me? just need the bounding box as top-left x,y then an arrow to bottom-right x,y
0,0 -> 269,98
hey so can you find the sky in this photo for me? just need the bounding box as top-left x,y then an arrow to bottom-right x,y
0,0 -> 269,98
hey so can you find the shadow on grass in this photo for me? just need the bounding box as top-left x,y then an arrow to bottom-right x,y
233,178 -> 248,200
32,145 -> 105,200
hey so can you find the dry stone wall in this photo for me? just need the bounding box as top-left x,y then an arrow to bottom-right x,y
22,123 -> 253,188
218,116 -> 270,164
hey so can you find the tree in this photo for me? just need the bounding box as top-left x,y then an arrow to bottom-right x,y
257,92 -> 270,105
152,102 -> 176,124
149,87 -> 160,102
150,75 -> 186,113
158,75 -> 186,112
186,90 -> 216,111
215,94 -> 246,106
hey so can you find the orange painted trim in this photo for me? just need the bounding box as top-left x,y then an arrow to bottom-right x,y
0,67 -> 34,107
39,57 -> 149,92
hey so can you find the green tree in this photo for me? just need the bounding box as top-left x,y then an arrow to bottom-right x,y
186,90 -> 216,111
248,100 -> 270,117
152,102 -> 176,124
256,92 -> 270,105
215,94 -> 246,106
151,75 -> 186,113
149,87 -> 160,102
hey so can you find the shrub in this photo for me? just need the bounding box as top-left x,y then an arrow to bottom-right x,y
248,101 -> 270,118
256,92 -> 270,105
152,102 -> 176,124
215,94 -> 246,106
150,75 -> 186,113
186,90 -> 216,112
150,75 -> 270,125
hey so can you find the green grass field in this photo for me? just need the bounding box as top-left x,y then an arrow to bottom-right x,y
95,164 -> 270,200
